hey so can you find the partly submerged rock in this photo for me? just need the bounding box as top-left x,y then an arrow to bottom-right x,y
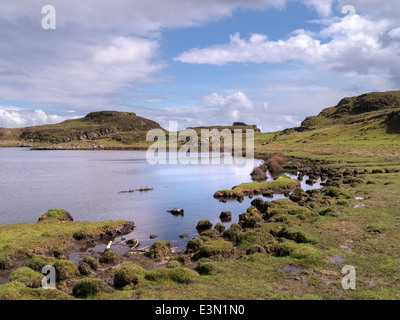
168,208 -> 184,216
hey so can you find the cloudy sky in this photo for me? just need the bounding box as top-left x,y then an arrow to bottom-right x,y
0,0 -> 399,131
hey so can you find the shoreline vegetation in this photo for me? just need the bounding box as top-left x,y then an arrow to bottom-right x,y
1,90 -> 400,300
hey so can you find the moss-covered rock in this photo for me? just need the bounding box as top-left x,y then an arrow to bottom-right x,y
273,240 -> 298,257
274,240 -> 321,261
196,220 -> 213,233
251,198 -> 275,213
338,190 -> 354,199
53,260 -> 80,281
83,256 -> 100,270
277,227 -> 311,244
0,281 -> 72,300
289,187 -> 307,203
319,207 -> 338,217
145,267 -> 199,284
246,245 -> 266,255
26,255 -> 57,272
148,241 -> 171,260
214,176 -> 300,199
73,230 -> 89,240
166,260 -> 182,268
238,209 -> 263,229
72,278 -> 113,298
38,209 -> 73,222
199,228 -> 220,239
78,262 -> 92,276
219,211 -> 232,222
325,187 -> 341,198
291,244 -> 322,261
0,253 -> 15,270
196,258 -> 218,275
194,240 -> 234,260
186,236 -> 210,254
99,250 -> 121,264
237,230 -> 275,249
336,199 -> 349,206
53,248 -> 68,260
114,264 -> 146,289
9,267 -> 44,288
214,222 -> 225,233
0,282 -> 28,300
222,223 -> 242,242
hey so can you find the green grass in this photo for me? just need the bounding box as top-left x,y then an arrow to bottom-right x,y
0,219 -> 132,259
215,176 -> 300,198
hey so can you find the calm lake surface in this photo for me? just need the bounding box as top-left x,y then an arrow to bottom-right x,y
0,148 -> 320,250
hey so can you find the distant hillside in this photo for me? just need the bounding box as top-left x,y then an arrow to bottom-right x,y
255,91 -> 400,157
14,111 -> 163,144
187,123 -> 261,133
1,91 -> 400,150
299,91 -> 400,131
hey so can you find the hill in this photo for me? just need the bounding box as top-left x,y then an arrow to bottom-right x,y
1,91 -> 399,151
254,90 -> 400,172
299,91 -> 400,131
0,111 -> 164,149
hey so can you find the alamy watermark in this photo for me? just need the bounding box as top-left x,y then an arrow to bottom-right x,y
41,265 -> 56,289
342,5 -> 356,17
145,121 -> 255,175
42,5 -> 56,30
342,265 -> 356,290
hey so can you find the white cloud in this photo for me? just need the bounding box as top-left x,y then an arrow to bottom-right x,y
132,85 -> 350,132
175,14 -> 400,86
0,0 -> 399,129
200,91 -> 255,123
0,107 -> 73,128
303,0 -> 333,17
0,0 -> 297,113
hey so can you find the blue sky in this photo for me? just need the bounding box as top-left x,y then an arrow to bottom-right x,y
0,0 -> 399,131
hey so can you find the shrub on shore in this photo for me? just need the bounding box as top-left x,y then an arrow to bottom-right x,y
250,164 -> 268,181
265,153 -> 287,174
